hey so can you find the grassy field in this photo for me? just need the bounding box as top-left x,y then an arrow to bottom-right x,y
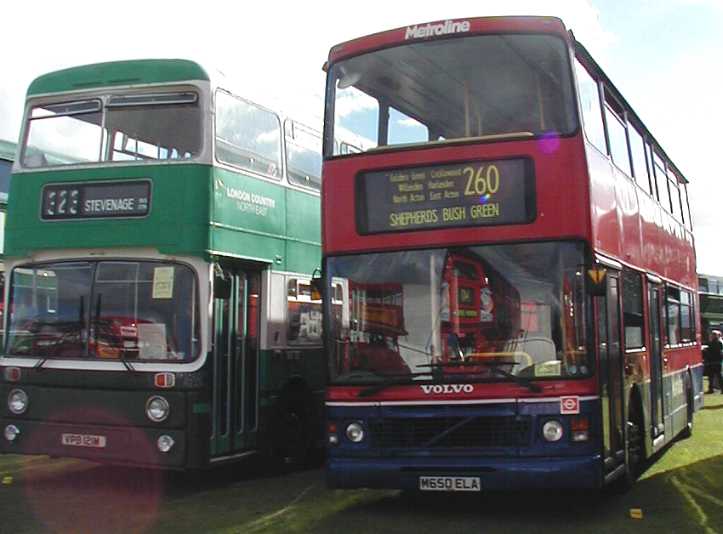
1,394 -> 722,533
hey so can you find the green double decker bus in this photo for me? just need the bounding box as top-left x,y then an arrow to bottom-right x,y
0,59 -> 325,469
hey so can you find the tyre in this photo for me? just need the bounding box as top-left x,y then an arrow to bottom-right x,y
273,388 -> 313,469
680,375 -> 694,439
608,399 -> 644,493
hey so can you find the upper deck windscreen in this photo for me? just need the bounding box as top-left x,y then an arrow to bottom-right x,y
325,33 -> 577,156
21,91 -> 201,169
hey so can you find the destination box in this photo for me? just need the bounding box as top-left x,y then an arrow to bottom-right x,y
41,180 -> 151,220
356,158 -> 535,234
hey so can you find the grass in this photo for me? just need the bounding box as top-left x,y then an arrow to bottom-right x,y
0,394 -> 721,533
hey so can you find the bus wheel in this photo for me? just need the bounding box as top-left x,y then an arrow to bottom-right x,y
610,402 -> 643,493
274,390 -> 312,468
680,375 -> 694,439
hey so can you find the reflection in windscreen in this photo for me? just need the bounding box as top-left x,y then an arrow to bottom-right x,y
6,261 -> 198,361
326,242 -> 591,384
326,34 -> 577,154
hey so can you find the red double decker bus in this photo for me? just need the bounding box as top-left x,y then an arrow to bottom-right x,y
321,16 -> 701,492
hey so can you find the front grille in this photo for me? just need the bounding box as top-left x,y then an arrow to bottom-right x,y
368,416 -> 531,449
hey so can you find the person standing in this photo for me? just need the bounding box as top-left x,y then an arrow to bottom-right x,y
704,330 -> 723,393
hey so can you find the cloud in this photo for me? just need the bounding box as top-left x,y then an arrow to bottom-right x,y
397,117 -> 423,128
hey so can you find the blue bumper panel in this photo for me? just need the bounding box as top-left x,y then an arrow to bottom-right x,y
327,454 -> 603,490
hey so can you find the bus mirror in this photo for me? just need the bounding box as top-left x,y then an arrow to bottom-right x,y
310,268 -> 323,301
586,266 -> 607,296
310,277 -> 323,301
214,276 -> 232,299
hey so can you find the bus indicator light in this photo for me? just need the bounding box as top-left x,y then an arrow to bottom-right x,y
4,367 -> 21,382
154,373 -> 175,389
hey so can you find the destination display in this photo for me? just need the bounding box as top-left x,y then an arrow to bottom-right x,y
41,180 -> 151,220
357,159 -> 535,234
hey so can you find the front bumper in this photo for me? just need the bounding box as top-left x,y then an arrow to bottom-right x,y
0,418 -> 187,468
327,454 -> 603,490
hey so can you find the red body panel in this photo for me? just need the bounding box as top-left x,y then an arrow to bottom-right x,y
328,16 -> 569,64
323,138 -> 591,255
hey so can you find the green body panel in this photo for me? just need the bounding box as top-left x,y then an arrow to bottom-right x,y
27,59 -> 209,96
285,187 -> 322,274
210,167 -> 320,271
6,164 -> 210,259
8,163 -> 321,272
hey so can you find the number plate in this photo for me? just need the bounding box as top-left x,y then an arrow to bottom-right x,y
61,433 -> 107,448
419,476 -> 481,492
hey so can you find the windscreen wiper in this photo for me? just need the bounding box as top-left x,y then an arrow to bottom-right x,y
356,372 -> 435,398
417,361 -> 542,393
119,353 -> 137,374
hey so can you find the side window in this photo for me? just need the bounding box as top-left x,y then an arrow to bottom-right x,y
652,151 -> 669,210
215,91 -> 282,179
0,159 -> 11,202
388,108 -> 429,146
680,290 -> 694,342
287,277 -> 322,345
666,169 -> 681,222
646,143 -> 659,199
670,171 -> 686,225
666,286 -> 681,346
622,269 -> 644,349
628,125 -> 648,186
682,183 -> 693,230
603,96 -> 631,176
285,120 -> 322,190
575,60 -> 606,153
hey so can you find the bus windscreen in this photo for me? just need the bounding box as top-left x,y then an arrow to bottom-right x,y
325,33 -> 577,156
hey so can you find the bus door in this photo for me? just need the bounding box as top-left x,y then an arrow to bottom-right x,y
597,271 -> 625,470
647,282 -> 665,443
211,267 -> 261,458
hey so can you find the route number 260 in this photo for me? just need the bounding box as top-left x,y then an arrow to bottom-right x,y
463,165 -> 500,196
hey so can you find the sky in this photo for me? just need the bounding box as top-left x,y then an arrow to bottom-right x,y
0,0 -> 721,273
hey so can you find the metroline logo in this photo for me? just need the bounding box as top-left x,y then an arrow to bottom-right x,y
405,20 -> 471,40
420,384 -> 474,395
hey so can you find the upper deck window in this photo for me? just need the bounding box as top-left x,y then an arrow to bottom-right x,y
325,34 -> 577,156
215,91 -> 282,179
106,92 -> 201,162
575,60 -> 606,153
21,92 -> 201,169
284,120 -> 322,190
628,124 -> 648,185
23,100 -> 103,168
604,100 -> 632,177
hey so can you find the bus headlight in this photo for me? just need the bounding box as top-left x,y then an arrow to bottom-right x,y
146,396 -> 170,422
4,425 -> 20,442
542,420 -> 564,442
345,422 -> 365,443
8,389 -> 28,415
157,435 -> 175,453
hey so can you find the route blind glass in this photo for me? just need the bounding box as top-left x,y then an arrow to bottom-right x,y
357,159 -> 535,234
